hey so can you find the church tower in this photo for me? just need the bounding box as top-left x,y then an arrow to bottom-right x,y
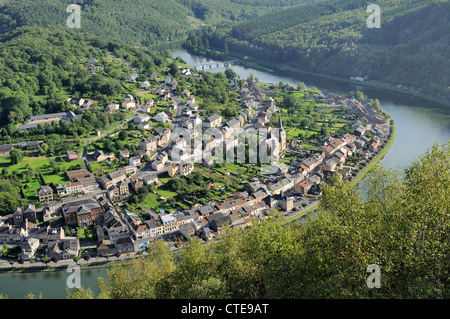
278,114 -> 287,152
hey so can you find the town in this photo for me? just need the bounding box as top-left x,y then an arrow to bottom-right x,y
0,58 -> 393,268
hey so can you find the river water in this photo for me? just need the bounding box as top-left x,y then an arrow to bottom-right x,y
0,48 -> 449,299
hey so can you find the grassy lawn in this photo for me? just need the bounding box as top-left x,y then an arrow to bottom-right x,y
21,178 -> 41,201
142,193 -> 160,209
155,188 -> 178,199
41,159 -> 83,185
139,93 -> 158,101
88,160 -> 123,176
300,143 -> 321,151
0,156 -> 81,186
77,225 -> 99,241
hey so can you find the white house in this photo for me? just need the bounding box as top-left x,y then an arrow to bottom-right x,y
154,112 -> 169,123
129,156 -> 141,167
107,104 -> 120,113
165,76 -> 172,85
186,96 -> 196,106
133,113 -> 150,124
137,121 -> 150,130
140,81 -> 150,89
122,94 -> 136,109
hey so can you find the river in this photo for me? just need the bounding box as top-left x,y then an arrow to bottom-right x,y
0,48 -> 449,299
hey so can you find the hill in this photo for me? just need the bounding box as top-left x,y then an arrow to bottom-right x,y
0,0 -> 319,46
187,0 -> 450,98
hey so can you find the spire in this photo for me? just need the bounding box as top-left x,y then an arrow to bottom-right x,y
278,113 -> 284,130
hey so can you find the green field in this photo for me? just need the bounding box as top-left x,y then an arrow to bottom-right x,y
88,160 -> 123,176
0,156 -> 82,186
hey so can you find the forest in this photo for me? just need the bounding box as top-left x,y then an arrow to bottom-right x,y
58,142 -> 450,299
185,0 -> 450,98
0,0 -> 318,46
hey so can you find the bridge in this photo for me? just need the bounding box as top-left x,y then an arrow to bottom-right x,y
194,60 -> 239,70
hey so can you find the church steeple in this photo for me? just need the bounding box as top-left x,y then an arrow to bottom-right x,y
278,113 -> 286,152
278,113 -> 284,130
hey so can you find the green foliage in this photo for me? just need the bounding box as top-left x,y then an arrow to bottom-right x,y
9,149 -> 23,165
66,288 -> 95,299
41,256 -> 51,265
0,191 -> 21,216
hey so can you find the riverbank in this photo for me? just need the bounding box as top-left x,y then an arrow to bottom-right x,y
281,62 -> 450,109
351,120 -> 397,186
0,253 -> 145,274
188,45 -> 450,108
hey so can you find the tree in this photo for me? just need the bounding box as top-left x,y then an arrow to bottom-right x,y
66,288 -> 95,299
168,62 -> 179,78
9,149 -> 23,165
320,125 -> 330,137
0,192 -> 20,216
225,68 -> 237,80
73,256 -> 81,264
41,257 -> 51,266
297,82 -> 306,90
0,243 -> 8,257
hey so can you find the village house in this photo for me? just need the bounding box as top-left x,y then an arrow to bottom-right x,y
154,111 -> 170,123
18,140 -> 40,151
37,185 -> 53,203
130,175 -> 144,193
46,238 -> 80,260
268,177 -> 294,195
96,240 -> 116,257
106,104 -> 120,113
129,155 -> 141,167
122,94 -> 136,109
61,198 -> 104,227
133,113 -> 151,124
143,175 -> 159,186
19,238 -> 40,260
152,159 -> 165,171
179,222 -> 196,239
0,225 -> 26,243
13,205 -> 37,227
139,137 -> 157,155
115,237 -> 135,254
122,165 -> 137,176
137,121 -> 150,130
294,180 -> 313,195
98,170 -> 127,190
140,81 -> 150,89
28,226 -> 65,244
66,150 -> 79,162
96,225 -> 130,243
107,181 -> 130,200
0,144 -> 14,156
92,150 -> 107,162
119,149 -> 130,160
